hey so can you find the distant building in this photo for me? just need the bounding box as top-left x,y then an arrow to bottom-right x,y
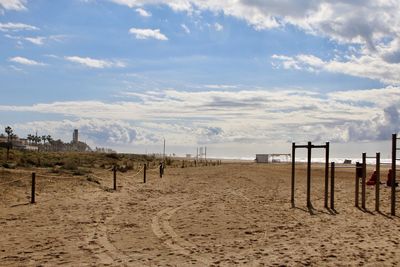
256,154 -> 291,163
73,129 -> 79,144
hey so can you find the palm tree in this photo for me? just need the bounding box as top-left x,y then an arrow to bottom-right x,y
27,134 -> 33,144
4,126 -> 13,161
41,135 -> 47,145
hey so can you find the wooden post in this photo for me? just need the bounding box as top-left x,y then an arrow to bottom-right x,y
291,143 -> 296,208
159,163 -> 163,178
355,162 -> 360,207
113,166 -> 117,190
376,152 -> 380,212
307,142 -> 312,208
330,162 -> 335,210
391,134 -> 396,216
31,172 -> 36,204
144,163 -> 147,184
362,153 -> 366,210
324,142 -> 330,208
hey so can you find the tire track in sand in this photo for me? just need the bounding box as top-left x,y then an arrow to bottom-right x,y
151,199 -> 212,265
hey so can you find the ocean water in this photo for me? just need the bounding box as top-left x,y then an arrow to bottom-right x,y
216,156 -> 393,165
294,157 -> 392,165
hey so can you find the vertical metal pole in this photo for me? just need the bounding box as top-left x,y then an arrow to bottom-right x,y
113,166 -> 117,190
291,143 -> 296,208
391,134 -> 396,216
31,172 -> 36,204
362,153 -> 366,210
307,142 -> 312,208
330,162 -> 335,210
144,163 -> 147,184
376,152 -> 380,212
355,162 -> 360,207
324,142 -> 330,208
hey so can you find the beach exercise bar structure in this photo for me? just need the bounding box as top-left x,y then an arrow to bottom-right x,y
291,142 -> 330,209
391,134 -> 399,216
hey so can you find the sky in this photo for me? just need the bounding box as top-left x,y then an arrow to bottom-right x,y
0,0 -> 399,159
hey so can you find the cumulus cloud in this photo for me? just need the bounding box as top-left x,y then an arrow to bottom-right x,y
135,7 -> 151,17
129,28 -> 168,41
8,56 -> 46,66
104,0 -> 400,85
0,0 -> 26,11
65,56 -> 126,69
272,53 -> 400,85
0,22 -> 38,31
1,87 -> 399,145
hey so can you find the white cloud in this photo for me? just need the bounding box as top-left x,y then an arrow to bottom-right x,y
0,0 -> 26,11
104,0 -> 400,85
1,87 -> 399,145
5,34 -> 68,46
135,7 -> 151,17
24,36 -> 45,45
65,56 -> 126,69
129,28 -> 168,41
8,56 -> 46,66
106,1 -> 400,47
204,84 -> 237,89
0,22 -> 38,31
272,53 -> 400,85
214,22 -> 223,31
181,24 -> 190,34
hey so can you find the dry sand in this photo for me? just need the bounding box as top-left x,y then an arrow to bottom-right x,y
1,163 -> 400,266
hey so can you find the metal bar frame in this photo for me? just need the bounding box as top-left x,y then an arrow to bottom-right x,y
291,141 -> 329,210
391,134 -> 397,216
362,153 -> 367,210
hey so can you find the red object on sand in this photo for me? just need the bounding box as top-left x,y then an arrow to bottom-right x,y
367,171 -> 377,185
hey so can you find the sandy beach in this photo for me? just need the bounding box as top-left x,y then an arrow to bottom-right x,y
1,162 -> 400,266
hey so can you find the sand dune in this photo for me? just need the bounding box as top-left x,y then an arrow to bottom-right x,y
1,163 -> 400,266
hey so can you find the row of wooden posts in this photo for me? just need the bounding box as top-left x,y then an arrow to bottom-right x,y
291,133 -> 399,215
29,163 -> 153,204
29,160 -> 222,204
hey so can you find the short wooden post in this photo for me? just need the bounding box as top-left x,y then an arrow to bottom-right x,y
307,142 -> 312,208
113,165 -> 117,190
391,134 -> 396,216
144,163 -> 147,183
324,142 -> 330,208
31,172 -> 36,204
159,163 -> 163,178
330,162 -> 335,210
376,152 -> 380,212
291,143 -> 296,208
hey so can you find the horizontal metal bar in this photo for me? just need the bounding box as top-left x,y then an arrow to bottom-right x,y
312,145 -> 328,148
294,145 -> 308,149
365,156 -> 377,159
